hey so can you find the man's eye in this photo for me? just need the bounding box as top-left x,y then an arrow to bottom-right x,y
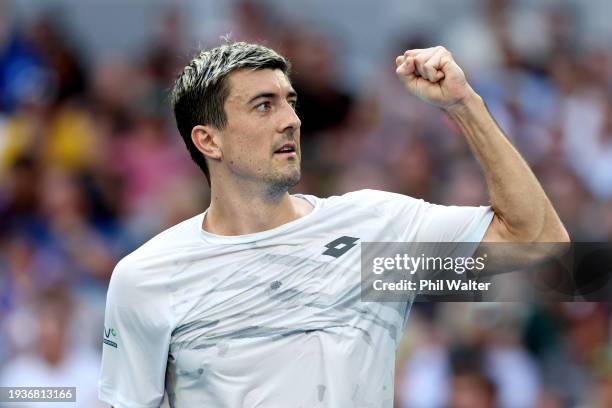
288,100 -> 298,109
256,102 -> 271,112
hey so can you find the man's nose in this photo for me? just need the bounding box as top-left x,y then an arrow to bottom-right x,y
279,101 -> 301,133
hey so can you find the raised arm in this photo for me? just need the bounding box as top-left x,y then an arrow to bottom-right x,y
395,46 -> 569,243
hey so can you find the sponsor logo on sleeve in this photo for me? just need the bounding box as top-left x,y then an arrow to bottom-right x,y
103,327 -> 118,349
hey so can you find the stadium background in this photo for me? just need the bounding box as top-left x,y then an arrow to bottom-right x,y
1,0 -> 611,406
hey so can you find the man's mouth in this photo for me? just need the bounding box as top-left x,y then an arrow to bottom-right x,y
274,143 -> 297,156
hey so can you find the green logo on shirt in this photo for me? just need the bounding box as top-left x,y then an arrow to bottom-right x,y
103,327 -> 118,348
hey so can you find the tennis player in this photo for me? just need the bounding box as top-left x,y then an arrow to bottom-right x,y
98,42 -> 568,407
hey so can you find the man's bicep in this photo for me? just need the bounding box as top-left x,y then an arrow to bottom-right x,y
477,213 -> 569,274
481,212 -> 523,243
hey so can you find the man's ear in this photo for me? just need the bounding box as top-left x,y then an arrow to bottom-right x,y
191,125 -> 222,160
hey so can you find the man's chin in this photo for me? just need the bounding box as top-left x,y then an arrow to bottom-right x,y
278,172 -> 301,189
265,171 -> 301,197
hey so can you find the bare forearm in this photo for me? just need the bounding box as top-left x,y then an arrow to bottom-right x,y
446,90 -> 569,242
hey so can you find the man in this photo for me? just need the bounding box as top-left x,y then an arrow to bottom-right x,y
98,42 -> 568,407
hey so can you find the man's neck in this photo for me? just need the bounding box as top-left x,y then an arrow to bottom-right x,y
203,184 -> 313,236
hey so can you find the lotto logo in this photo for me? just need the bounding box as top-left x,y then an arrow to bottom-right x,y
323,236 -> 359,258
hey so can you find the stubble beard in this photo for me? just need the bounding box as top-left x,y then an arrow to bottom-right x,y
264,162 -> 301,199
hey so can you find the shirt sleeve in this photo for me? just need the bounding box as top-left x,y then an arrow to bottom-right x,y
373,190 -> 494,243
410,201 -> 493,243
367,190 -> 494,328
98,258 -> 173,408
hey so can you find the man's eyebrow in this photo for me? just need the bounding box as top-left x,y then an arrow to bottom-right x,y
247,90 -> 298,105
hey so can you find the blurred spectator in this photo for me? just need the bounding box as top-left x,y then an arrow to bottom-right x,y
562,89 -> 612,200
25,15 -> 86,104
0,8 -> 54,113
399,304 -> 541,408
0,287 -> 104,407
398,342 -> 449,408
449,371 -> 498,408
280,27 -> 354,140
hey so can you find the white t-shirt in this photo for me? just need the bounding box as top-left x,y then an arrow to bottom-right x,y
99,189 -> 493,408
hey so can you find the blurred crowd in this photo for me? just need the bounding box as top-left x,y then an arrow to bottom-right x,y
1,0 -> 611,406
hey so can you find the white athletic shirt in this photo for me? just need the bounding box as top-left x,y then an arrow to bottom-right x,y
99,189 -> 493,408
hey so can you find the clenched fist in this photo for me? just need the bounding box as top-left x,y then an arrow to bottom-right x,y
395,46 -> 475,109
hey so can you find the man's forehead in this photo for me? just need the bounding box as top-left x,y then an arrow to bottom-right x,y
226,68 -> 294,101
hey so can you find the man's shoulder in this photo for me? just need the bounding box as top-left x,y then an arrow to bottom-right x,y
318,189 -> 422,212
109,213 -> 204,289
